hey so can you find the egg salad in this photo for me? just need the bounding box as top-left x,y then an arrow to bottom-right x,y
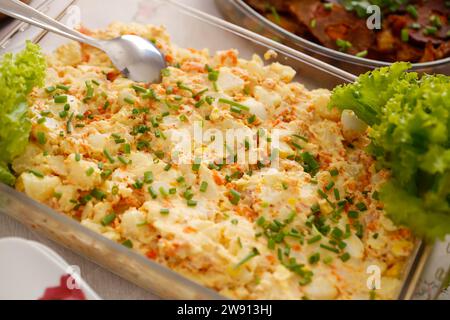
12,22 -> 415,300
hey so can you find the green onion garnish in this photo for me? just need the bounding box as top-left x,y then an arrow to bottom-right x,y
36,132 -> 46,145
101,213 -> 116,226
28,169 -> 44,178
148,186 -> 157,199
122,239 -> 133,248
219,98 -> 250,112
160,208 -> 170,215
103,149 -> 115,164
144,171 -> 154,184
54,95 -> 68,104
200,181 -> 208,192
234,247 -> 259,269
229,189 -> 241,205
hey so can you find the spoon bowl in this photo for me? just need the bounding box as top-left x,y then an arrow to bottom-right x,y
99,35 -> 166,83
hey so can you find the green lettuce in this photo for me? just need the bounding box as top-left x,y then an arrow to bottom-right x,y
329,62 -> 450,241
0,41 -> 46,185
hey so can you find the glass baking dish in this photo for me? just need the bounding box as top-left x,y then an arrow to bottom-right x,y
0,0 -> 435,299
216,0 -> 450,76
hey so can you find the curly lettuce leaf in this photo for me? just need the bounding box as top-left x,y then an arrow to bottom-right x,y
330,63 -> 450,241
0,42 -> 46,185
329,62 -> 416,125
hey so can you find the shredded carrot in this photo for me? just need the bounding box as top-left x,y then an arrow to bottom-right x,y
146,250 -> 158,260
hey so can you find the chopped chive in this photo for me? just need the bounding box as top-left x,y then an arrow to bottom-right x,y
331,227 -> 344,239
336,39 -> 352,52
324,3 -> 333,10
372,191 -> 380,200
401,28 -> 409,42
101,213 -> 116,226
85,167 -> 94,176
333,188 -> 340,200
193,88 -> 208,99
111,185 -> 119,195
160,208 -> 170,215
192,158 -> 201,172
340,252 -> 351,262
269,5 -> 281,24
56,84 -> 70,91
91,188 -> 106,200
176,176 -> 185,184
406,4 -> 418,19
234,247 -> 259,269
356,50 -> 368,58
247,114 -> 256,124
291,141 -> 302,150
308,252 -> 320,264
161,68 -> 171,77
330,168 -> 339,176
424,26 -> 438,35
54,95 -> 67,104
348,210 -> 359,219
84,81 -> 94,101
200,181 -> 208,192
320,244 -> 339,254
177,81 -> 193,93
356,202 -> 367,211
122,239 -> 133,248
45,86 -> 56,93
124,97 -> 135,105
144,171 -> 154,184
183,189 -> 194,200
103,149 -> 115,164
28,169 -> 44,178
292,134 -> 308,142
66,112 -> 74,134
132,179 -> 144,190
230,105 -> 242,114
311,203 -> 321,213
187,199 -> 197,207
229,189 -> 241,205
148,186 -> 157,199
317,189 -> 328,199
150,117 -> 159,128
256,216 -> 266,226
410,22 -> 421,29
307,235 -> 322,244
101,169 -> 112,179
123,143 -> 131,154
132,84 -> 147,93
218,98 -> 250,112
36,132 -> 46,145
159,187 -> 168,197
325,181 -> 335,191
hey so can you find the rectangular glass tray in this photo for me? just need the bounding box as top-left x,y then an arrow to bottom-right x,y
0,0 -> 432,299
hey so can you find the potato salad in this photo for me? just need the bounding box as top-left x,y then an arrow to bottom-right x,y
13,22 -> 415,300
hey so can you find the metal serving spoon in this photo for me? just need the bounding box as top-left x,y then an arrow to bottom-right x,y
0,0 -> 166,83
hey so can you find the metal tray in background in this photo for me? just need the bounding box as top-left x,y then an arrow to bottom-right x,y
0,0 -> 443,300
216,0 -> 450,76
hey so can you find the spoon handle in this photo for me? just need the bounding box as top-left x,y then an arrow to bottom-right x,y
0,0 -> 99,48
